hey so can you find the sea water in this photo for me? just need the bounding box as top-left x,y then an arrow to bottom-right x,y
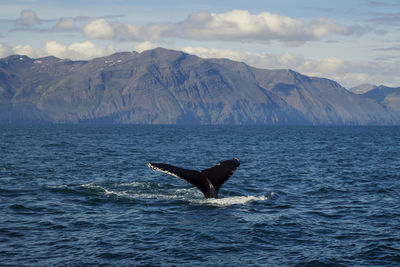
1,125 -> 399,266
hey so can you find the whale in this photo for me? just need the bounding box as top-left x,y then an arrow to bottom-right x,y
147,158 -> 240,199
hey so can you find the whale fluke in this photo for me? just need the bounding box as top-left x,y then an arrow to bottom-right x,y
147,158 -> 240,199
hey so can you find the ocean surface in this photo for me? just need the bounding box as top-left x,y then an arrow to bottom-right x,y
1,125 -> 399,266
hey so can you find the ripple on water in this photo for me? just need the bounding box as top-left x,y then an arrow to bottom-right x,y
1,125 -> 400,266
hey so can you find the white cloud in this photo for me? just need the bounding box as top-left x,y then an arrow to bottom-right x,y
314,57 -> 344,72
68,41 -> 115,59
13,44 -> 44,58
83,19 -> 115,39
44,41 -> 115,60
133,41 -> 157,52
15,9 -> 40,27
81,8 -> 353,45
4,8 -> 379,48
83,19 -> 168,42
310,18 -> 350,38
52,18 -> 77,31
181,46 -> 241,60
181,46 -> 304,70
0,41 -> 115,60
2,40 -> 399,88
45,41 -> 67,58
80,10 -> 366,45
176,10 -> 355,45
72,10 -> 372,46
180,46 -> 400,88
135,24 -> 168,42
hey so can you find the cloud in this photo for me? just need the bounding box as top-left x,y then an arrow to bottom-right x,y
180,46 -> 400,88
52,18 -> 77,31
15,9 -> 40,27
182,46 -> 247,61
113,23 -> 168,42
175,10 -> 358,45
44,41 -> 67,57
44,40 -> 115,60
83,19 -> 115,39
1,39 -> 399,88
0,41 -> 115,60
309,18 -> 350,38
67,41 -> 115,59
12,14 -> 89,33
82,9 -> 362,45
133,41 -> 157,52
83,19 -> 168,41
367,12 -> 400,26
6,9 -> 87,33
6,9 -> 380,46
13,44 -> 43,57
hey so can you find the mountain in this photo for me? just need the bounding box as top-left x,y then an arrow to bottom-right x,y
362,85 -> 400,113
1,47 -> 399,125
348,83 -> 376,94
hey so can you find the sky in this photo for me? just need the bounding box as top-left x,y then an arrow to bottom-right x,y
0,0 -> 400,88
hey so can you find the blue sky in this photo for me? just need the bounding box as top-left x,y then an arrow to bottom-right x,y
1,0 -> 400,88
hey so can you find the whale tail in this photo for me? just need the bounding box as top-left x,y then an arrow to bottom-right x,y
147,158 -> 240,199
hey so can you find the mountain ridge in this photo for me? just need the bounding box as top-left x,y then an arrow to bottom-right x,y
348,83 -> 376,94
1,47 -> 399,125
362,85 -> 400,113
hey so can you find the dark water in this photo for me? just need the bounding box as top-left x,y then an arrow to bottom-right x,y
1,125 -> 399,266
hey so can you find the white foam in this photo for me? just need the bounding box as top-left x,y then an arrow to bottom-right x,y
80,183 -> 132,198
118,181 -> 160,188
80,182 -> 98,189
78,182 -> 272,206
201,195 -> 270,207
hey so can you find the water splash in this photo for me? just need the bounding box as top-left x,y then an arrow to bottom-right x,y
77,182 -> 271,206
202,194 -> 272,207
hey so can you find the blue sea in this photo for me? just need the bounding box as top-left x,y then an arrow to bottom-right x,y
1,125 -> 399,266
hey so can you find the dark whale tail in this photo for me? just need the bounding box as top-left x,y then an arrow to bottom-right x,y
147,158 -> 240,199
